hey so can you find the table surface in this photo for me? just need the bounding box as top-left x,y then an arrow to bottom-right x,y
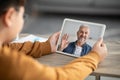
37,39 -> 120,78
20,34 -> 120,78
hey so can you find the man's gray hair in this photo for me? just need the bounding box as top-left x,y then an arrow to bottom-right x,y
80,24 -> 89,28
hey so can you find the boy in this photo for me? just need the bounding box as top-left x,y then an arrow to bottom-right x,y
0,0 -> 107,80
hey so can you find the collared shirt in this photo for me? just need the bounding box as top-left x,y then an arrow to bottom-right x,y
63,41 -> 92,56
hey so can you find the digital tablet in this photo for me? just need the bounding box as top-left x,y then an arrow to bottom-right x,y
56,18 -> 106,57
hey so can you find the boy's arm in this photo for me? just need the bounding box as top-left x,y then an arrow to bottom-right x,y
0,37 -> 106,80
3,41 -> 51,58
2,32 -> 60,58
58,51 -> 100,80
0,46 -> 100,80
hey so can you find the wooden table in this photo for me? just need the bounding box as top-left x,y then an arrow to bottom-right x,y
36,40 -> 120,80
20,34 -> 120,80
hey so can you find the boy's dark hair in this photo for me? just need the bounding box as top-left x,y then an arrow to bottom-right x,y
0,0 -> 26,16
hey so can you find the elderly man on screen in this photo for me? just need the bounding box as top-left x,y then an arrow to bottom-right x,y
59,25 -> 92,56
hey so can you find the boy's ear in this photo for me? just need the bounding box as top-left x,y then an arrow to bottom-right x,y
3,7 -> 16,28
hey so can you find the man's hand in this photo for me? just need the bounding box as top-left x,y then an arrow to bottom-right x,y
92,38 -> 107,62
48,32 -> 60,52
59,34 -> 69,51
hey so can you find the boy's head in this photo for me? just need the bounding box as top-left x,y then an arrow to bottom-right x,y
0,0 -> 26,43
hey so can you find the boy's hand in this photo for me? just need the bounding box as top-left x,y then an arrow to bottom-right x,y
92,38 -> 108,62
48,32 -> 60,52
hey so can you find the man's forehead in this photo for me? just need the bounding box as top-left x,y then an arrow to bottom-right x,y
79,26 -> 90,31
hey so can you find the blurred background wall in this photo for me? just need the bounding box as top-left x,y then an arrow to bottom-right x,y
30,0 -> 120,15
23,0 -> 120,40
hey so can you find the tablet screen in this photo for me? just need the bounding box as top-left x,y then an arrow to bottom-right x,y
57,18 -> 106,57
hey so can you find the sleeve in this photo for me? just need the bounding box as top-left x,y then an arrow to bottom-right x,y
2,41 -> 51,58
0,46 -> 100,80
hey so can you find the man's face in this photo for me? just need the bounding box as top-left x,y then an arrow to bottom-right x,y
77,26 -> 90,43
